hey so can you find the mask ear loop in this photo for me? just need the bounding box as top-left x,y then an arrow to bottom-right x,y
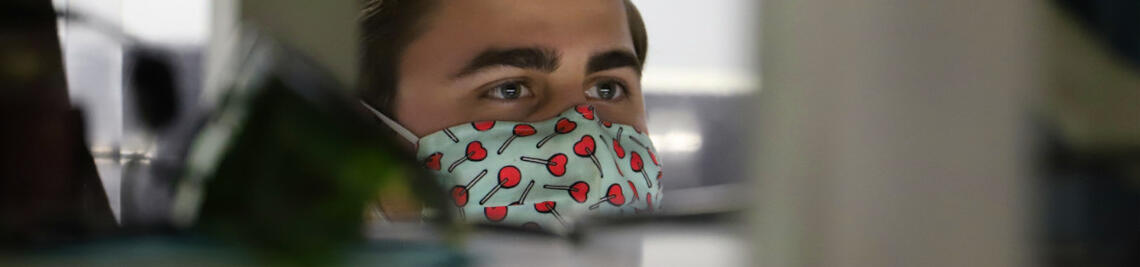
360,100 -> 420,146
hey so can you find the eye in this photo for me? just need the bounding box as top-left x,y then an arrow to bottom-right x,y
484,80 -> 533,100
586,80 -> 626,101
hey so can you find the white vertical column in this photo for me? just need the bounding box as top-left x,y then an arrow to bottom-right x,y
59,0 -> 125,223
753,1 -> 1041,267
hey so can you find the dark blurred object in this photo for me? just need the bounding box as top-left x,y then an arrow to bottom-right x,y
1055,0 -> 1140,68
118,48 -> 199,229
0,236 -> 464,266
1042,2 -> 1140,267
172,34 -> 448,265
0,0 -> 117,245
127,50 -> 181,131
1040,127 -> 1140,267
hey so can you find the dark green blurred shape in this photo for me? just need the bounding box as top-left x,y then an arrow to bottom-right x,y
180,37 -> 449,266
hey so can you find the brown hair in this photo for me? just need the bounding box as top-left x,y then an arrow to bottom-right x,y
358,0 -> 648,114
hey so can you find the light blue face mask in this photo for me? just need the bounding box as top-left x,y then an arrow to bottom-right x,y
363,103 -> 663,233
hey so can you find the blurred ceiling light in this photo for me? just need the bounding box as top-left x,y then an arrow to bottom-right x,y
122,0 -> 210,45
649,131 -> 704,153
641,67 -> 758,96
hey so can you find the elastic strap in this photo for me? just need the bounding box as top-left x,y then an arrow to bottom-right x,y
360,100 -> 420,146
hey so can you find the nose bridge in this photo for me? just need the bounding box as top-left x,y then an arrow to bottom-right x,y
532,79 -> 588,120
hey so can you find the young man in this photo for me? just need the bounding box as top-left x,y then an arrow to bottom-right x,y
360,0 -> 660,232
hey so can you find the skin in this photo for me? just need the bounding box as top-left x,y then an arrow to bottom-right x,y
392,0 -> 647,138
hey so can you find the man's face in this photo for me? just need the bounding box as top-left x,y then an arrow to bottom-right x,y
393,0 -> 646,137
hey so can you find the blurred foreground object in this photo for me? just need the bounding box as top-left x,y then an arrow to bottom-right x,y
172,33 -> 449,265
4,0 -> 460,263
756,0 -> 1037,266
0,0 -> 117,245
1053,0 -> 1139,69
1039,2 -> 1140,267
1046,0 -> 1140,152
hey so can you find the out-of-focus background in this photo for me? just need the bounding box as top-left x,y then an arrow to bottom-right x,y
4,0 -> 1140,266
634,0 -> 757,207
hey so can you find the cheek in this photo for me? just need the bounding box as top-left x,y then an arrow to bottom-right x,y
394,87 -> 467,137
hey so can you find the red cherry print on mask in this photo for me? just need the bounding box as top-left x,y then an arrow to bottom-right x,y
480,166 -> 522,205
448,141 -> 488,172
573,135 -> 604,177
646,192 -> 654,213
451,169 -> 488,207
450,187 -> 468,207
520,153 -> 569,176
573,135 -> 596,156
424,152 -> 443,171
515,124 -> 538,136
534,201 -> 566,225
606,184 -> 627,205
630,152 -> 644,171
603,136 -> 626,176
637,192 -> 655,214
589,183 -> 626,209
612,128 -> 626,159
484,206 -> 508,222
631,151 -> 652,188
536,118 -> 577,148
556,118 -> 577,133
498,124 -> 537,155
575,105 -> 595,120
543,181 -> 590,203
548,154 -> 568,176
602,120 -> 613,128
469,142 -> 489,159
472,121 -> 495,131
626,134 -> 661,169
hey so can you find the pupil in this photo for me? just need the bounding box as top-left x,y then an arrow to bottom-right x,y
500,84 -> 520,99
598,84 -> 615,99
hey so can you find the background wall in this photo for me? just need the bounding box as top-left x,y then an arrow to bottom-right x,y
754,0 -> 1039,266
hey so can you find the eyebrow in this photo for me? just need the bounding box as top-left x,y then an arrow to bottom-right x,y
587,49 -> 642,75
454,47 -> 561,78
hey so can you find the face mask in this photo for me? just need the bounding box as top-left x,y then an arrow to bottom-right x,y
362,103 -> 663,233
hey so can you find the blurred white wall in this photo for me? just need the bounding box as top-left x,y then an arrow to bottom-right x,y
56,0 -> 125,222
632,0 -> 757,96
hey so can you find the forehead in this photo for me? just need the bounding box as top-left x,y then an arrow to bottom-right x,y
405,0 -> 634,68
